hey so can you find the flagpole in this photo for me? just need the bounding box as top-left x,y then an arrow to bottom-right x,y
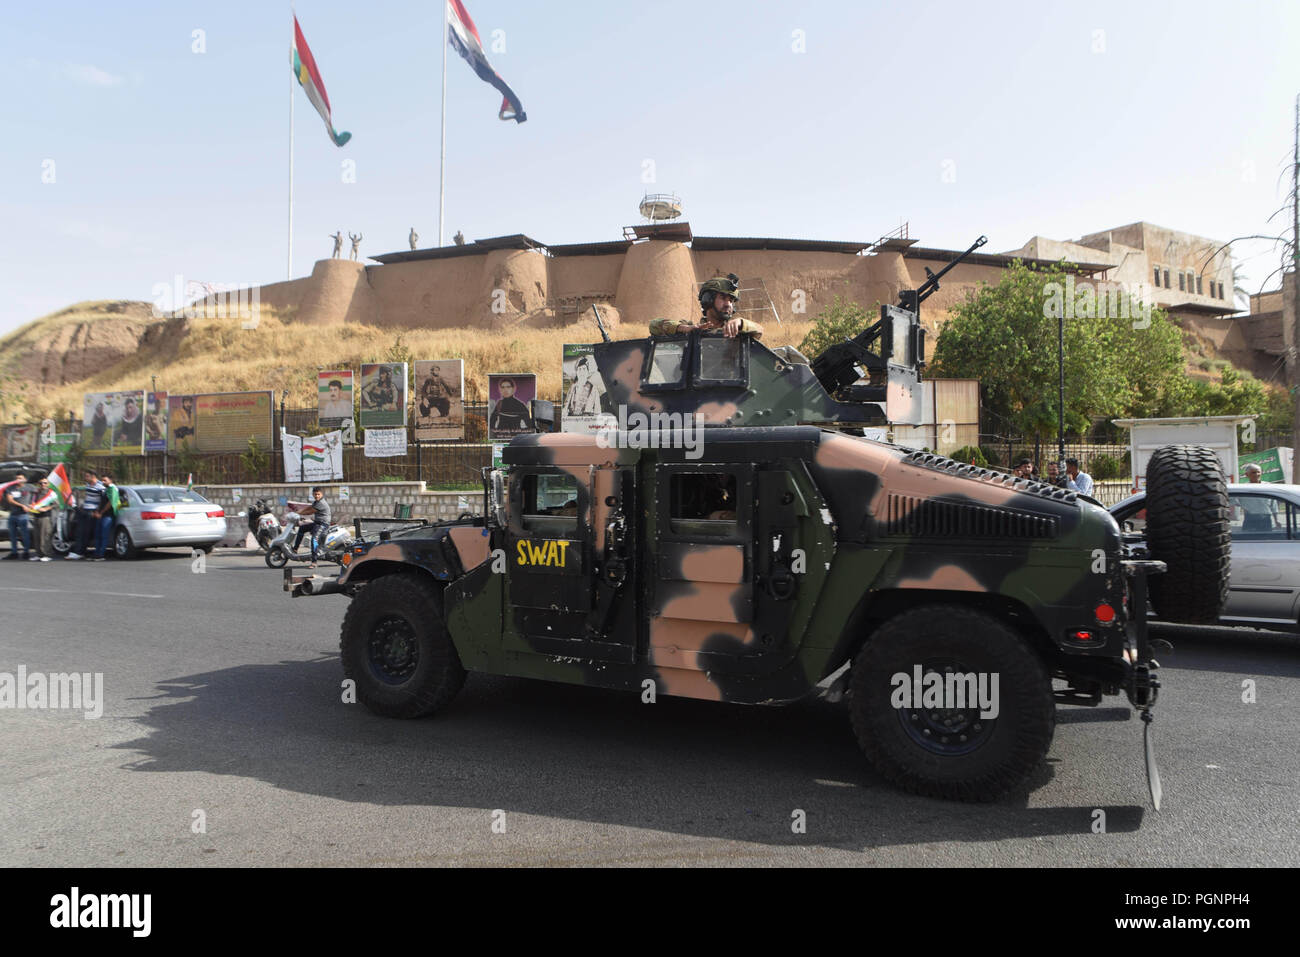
288,4 -> 296,280
438,0 -> 448,247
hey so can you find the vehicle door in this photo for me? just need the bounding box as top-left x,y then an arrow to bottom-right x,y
1225,490 -> 1300,624
503,466 -> 636,663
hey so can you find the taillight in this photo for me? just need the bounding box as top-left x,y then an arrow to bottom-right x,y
1094,603 -> 1116,623
140,511 -> 175,520
206,510 -> 224,518
1069,629 -> 1096,643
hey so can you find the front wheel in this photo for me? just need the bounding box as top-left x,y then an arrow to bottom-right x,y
848,605 -> 1055,802
340,573 -> 465,718
265,545 -> 289,569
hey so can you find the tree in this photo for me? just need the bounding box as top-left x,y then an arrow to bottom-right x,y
929,261 -> 1187,441
799,297 -> 880,357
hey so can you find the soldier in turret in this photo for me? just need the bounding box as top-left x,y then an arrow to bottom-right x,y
649,274 -> 763,339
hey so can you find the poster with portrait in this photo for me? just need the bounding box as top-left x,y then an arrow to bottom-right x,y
359,363 -> 408,428
82,390 -> 145,454
193,392 -> 273,452
413,359 -> 464,441
317,370 -> 354,430
168,394 -> 197,451
3,424 -> 37,459
561,344 -> 615,435
144,391 -> 169,453
487,373 -> 537,441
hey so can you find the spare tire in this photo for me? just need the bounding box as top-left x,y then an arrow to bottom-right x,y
1145,444 -> 1230,624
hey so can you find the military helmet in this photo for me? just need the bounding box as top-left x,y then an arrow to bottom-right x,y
699,273 -> 741,309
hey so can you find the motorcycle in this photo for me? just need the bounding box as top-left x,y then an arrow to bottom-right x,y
246,498 -> 281,552
264,510 -> 354,569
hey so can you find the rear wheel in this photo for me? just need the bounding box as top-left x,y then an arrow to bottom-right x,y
1144,444 -> 1230,624
849,605 -> 1055,802
113,526 -> 137,560
340,573 -> 465,718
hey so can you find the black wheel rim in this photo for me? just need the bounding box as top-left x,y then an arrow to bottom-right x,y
367,615 -> 419,685
895,658 -> 996,757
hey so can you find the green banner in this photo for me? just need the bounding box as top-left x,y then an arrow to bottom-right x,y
1239,448 -> 1290,483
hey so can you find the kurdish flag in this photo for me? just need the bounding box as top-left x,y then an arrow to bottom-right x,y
293,16 -> 352,147
303,442 -> 328,463
48,464 -> 75,507
186,473 -> 194,491
447,0 -> 527,122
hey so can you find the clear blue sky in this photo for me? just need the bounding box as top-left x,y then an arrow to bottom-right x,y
2,0 -> 1298,334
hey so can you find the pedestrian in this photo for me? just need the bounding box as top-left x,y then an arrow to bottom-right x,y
1012,457 -> 1033,479
26,477 -> 59,561
291,486 -> 332,568
3,472 -> 34,560
1243,463 -> 1263,484
1065,457 -> 1094,497
93,473 -> 121,560
1045,461 -> 1068,488
68,470 -> 103,560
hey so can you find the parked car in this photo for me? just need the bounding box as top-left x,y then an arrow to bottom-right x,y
1111,482 -> 1300,631
110,485 -> 227,558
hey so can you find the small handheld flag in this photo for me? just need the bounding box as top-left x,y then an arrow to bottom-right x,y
186,473 -> 194,491
446,0 -> 527,122
48,464 -> 75,506
293,16 -> 352,146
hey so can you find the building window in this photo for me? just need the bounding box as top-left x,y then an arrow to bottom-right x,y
1196,276 -> 1203,295
1178,273 -> 1185,292
1163,269 -> 1170,289
1154,266 -> 1161,285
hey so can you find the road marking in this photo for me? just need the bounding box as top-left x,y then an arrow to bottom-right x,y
0,586 -> 165,599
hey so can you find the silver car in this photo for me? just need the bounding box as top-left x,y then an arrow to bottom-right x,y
1111,483 -> 1300,631
112,485 -> 227,559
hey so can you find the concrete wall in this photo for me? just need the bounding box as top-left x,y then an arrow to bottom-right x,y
195,481 -> 483,533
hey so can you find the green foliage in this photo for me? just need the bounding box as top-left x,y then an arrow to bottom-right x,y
979,445 -> 1003,467
63,437 -> 87,477
240,436 -> 268,477
929,260 -> 1262,440
798,297 -> 880,357
109,452 -> 138,483
175,439 -> 201,479
950,445 -> 988,467
1089,452 -> 1128,481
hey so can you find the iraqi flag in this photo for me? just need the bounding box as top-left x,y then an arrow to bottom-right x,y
446,0 -> 527,122
293,16 -> 352,146
47,464 -> 75,507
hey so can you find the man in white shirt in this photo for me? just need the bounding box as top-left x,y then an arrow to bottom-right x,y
1065,457 -> 1094,496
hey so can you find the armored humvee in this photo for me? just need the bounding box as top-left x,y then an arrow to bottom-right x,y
291,240 -> 1229,804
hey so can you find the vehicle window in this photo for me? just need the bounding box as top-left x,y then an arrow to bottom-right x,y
521,473 -> 579,534
647,339 -> 686,386
1229,493 -> 1290,540
669,471 -> 739,537
134,488 -> 171,504
168,489 -> 210,504
696,336 -> 745,384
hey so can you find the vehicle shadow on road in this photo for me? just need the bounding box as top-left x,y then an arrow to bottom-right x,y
1150,624 -> 1300,679
112,655 -> 1145,850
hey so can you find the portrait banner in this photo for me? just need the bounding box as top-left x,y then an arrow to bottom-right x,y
82,390 -> 145,454
318,370 -> 355,430
359,363 -> 408,428
144,392 -> 169,452
487,373 -> 536,442
561,344 -> 615,435
413,359 -> 464,441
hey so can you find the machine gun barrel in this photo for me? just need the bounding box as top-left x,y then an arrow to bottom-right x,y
903,234 -> 988,310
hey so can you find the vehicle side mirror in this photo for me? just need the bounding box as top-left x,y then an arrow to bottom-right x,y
488,469 -> 508,530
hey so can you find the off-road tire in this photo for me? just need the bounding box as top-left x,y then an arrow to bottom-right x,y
849,606 -> 1055,802
1144,444 -> 1230,624
340,572 -> 465,718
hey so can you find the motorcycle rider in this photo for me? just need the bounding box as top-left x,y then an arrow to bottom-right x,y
292,487 -> 332,568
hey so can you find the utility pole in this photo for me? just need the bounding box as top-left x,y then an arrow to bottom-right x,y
1292,93 -> 1300,450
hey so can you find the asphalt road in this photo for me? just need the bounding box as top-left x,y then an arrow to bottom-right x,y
1,549 -> 1296,867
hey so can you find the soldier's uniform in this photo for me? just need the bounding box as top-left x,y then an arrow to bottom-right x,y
649,274 -> 763,338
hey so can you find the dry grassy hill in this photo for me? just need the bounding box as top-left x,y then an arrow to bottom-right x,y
0,302 -> 817,419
